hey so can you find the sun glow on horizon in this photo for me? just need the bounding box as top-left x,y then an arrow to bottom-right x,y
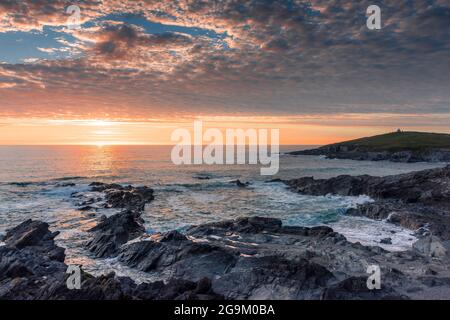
0,114 -> 449,146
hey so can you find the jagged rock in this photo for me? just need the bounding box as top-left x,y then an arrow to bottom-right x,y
0,220 -> 70,300
86,210 -> 146,258
89,182 -> 124,192
0,219 -> 221,300
118,233 -> 239,280
212,256 -> 334,299
126,277 -> 223,300
284,166 -> 450,240
112,216 -> 449,299
321,276 -> 407,300
160,230 -> 188,243
103,187 -> 154,210
2,219 -> 65,262
188,216 -> 283,235
285,165 -> 450,204
3,215 -> 450,300
83,182 -> 156,257
87,182 -> 155,211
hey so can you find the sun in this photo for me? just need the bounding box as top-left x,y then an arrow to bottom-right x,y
89,120 -> 116,127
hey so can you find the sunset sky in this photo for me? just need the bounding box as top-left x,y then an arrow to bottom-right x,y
0,0 -> 449,145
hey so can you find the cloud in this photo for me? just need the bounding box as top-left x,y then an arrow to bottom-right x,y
37,47 -> 56,53
0,0 -> 101,32
0,0 -> 449,120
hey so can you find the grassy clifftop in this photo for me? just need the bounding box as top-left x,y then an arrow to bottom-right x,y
328,131 -> 450,152
290,131 -> 450,162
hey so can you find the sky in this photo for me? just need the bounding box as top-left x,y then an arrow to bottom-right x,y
0,0 -> 449,145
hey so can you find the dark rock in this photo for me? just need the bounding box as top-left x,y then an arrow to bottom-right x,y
89,182 -> 124,192
79,205 -> 95,211
284,165 -> 450,240
88,182 -> 155,211
193,174 -> 211,180
113,216 -> 450,299
289,133 -> 450,163
86,210 -> 146,258
56,183 -> 76,187
3,214 -> 450,300
118,234 -> 239,281
3,219 -> 65,262
235,180 -> 250,188
188,216 -> 283,236
321,276 -> 407,300
212,256 -> 334,299
83,182 -> 156,257
104,186 -> 154,211
160,230 -> 188,243
195,277 -> 212,294
0,219 -> 221,300
285,165 -> 450,204
129,277 -> 223,300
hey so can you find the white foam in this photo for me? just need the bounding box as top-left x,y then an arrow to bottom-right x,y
329,216 -> 417,252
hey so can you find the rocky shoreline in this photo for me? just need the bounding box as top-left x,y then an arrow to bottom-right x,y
284,165 -> 450,241
1,169 -> 450,300
288,132 -> 450,163
290,146 -> 450,163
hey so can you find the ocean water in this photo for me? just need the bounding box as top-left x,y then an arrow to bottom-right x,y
0,145 -> 446,281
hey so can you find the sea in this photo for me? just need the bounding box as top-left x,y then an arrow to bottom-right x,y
0,145 -> 446,282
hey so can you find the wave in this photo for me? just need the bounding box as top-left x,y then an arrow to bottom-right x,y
160,178 -> 243,192
2,181 -> 48,187
52,176 -> 87,181
1,174 -> 124,187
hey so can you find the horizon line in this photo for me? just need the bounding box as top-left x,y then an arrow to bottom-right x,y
0,144 -> 322,147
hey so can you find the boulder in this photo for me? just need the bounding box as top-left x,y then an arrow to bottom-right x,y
87,182 -> 155,211
2,219 -> 65,262
86,210 -> 146,258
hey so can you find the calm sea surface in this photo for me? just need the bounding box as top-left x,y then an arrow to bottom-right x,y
0,145 -> 445,281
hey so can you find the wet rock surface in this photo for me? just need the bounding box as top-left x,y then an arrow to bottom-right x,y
115,216 -> 449,299
83,182 -> 155,258
285,165 -> 450,240
0,219 -> 221,300
2,214 -> 450,299
86,210 -> 146,258
2,219 -> 65,262
89,182 -> 155,211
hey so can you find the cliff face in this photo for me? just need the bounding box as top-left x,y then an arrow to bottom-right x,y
290,132 -> 450,163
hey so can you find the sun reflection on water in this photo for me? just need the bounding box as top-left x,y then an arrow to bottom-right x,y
81,145 -> 116,177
